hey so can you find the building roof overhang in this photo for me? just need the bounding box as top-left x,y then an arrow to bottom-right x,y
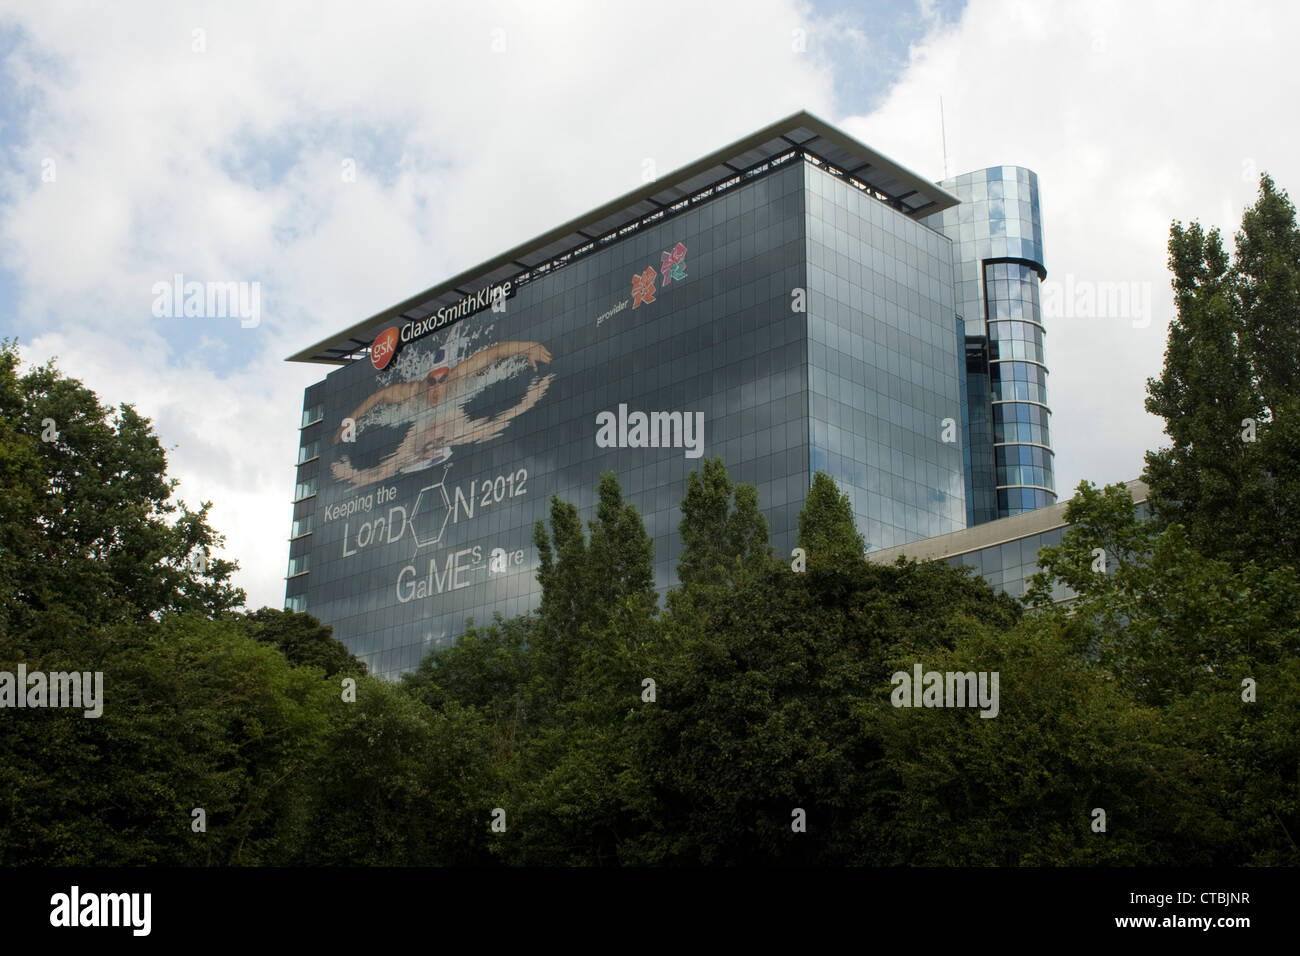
287,110 -> 959,365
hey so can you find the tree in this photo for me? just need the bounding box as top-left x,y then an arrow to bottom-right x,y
1143,175 -> 1300,568
1237,174 -> 1300,410
301,681 -> 500,866
0,341 -> 45,635
531,472 -> 657,705
670,457 -> 773,618
797,470 -> 865,569
0,345 -> 342,866
237,607 -> 365,678
1027,481 -> 1300,863
1029,480 -> 1300,707
0,614 -> 332,866
872,617 -> 1213,865
585,471 -> 658,636
630,541 -> 1023,864
531,493 -> 589,680
0,341 -> 243,638
493,473 -> 661,863
402,614 -> 536,723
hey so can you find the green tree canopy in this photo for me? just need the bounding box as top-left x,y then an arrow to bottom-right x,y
0,340 -> 243,639
1144,174 -> 1300,567
670,456 -> 773,619
237,607 -> 365,678
1028,480 -> 1300,863
531,472 -> 657,706
797,470 -> 865,570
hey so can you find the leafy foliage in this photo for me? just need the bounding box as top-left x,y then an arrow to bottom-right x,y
237,607 -> 366,679
1144,175 -> 1300,568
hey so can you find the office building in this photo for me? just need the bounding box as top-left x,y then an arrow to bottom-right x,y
286,111 -> 1056,677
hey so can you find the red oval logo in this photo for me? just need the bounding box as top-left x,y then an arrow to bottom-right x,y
370,327 -> 399,370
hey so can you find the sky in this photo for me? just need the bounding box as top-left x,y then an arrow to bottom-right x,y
1,0 -> 1296,611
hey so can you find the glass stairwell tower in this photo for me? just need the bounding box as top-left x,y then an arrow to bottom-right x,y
922,165 -> 1056,521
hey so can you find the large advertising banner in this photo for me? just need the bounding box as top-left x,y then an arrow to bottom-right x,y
307,235 -> 697,672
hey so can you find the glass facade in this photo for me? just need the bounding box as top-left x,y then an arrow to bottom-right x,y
961,332 -> 996,525
803,161 -> 965,549
289,160 -> 812,678
922,166 -> 1056,520
944,525 -> 1068,602
986,260 -> 1054,511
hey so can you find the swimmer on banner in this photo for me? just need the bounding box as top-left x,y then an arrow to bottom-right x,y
330,340 -> 554,488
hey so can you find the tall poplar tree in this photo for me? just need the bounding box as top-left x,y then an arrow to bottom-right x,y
670,457 -> 773,618
1144,174 -> 1300,567
797,470 -> 865,569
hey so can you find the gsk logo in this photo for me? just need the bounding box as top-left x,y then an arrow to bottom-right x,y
370,327 -> 399,370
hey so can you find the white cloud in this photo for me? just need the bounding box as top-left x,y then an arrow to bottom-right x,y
848,0 -> 1300,499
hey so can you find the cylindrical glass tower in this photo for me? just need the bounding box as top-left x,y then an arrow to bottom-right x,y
923,165 -> 1056,520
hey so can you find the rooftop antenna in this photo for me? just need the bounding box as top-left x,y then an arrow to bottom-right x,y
939,96 -> 950,180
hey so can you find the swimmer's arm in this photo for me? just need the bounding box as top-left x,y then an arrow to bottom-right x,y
334,381 -> 423,442
355,381 -> 424,416
448,342 -> 551,381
